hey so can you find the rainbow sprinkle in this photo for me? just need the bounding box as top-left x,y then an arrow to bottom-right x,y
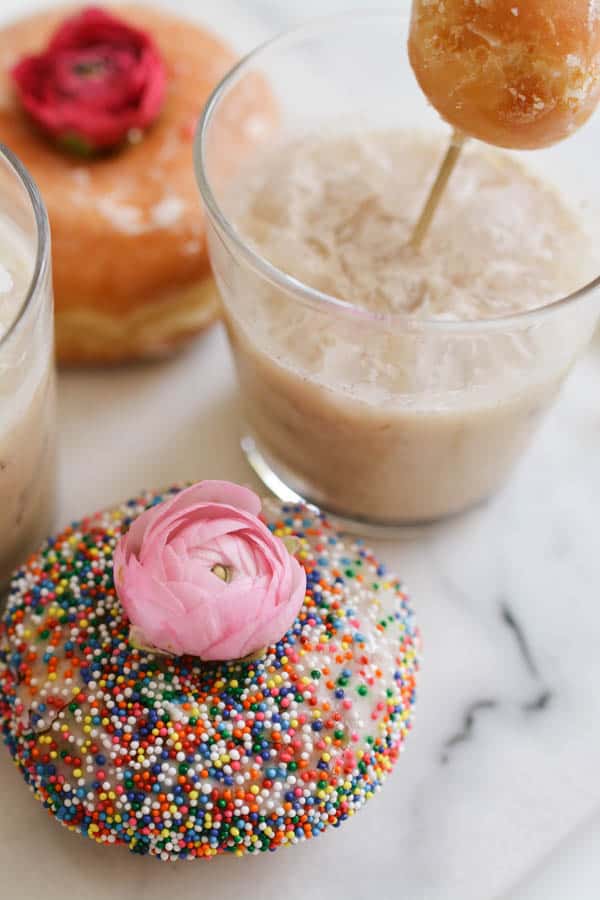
0,488 -> 419,860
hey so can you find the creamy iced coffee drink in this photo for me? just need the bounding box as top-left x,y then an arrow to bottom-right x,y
0,216 -> 55,584
216,132 -> 599,524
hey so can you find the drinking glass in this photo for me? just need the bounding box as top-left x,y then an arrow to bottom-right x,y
0,144 -> 55,584
195,12 -> 600,530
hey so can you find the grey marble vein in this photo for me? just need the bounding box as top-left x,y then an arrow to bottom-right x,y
441,699 -> 499,764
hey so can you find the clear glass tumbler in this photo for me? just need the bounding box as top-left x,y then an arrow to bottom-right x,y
0,145 -> 55,585
195,12 -> 600,530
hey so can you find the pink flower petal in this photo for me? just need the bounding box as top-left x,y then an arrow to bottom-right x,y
162,588 -> 224,653
166,515 -> 247,555
122,554 -> 185,618
119,505 -> 153,557
177,481 -> 262,517
197,618 -> 264,662
141,510 -> 246,566
169,564 -> 224,600
147,483 -> 260,534
242,590 -> 305,655
207,532 -> 265,576
160,544 -> 184,583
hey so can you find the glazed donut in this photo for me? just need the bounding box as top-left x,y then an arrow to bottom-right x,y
0,6 -> 275,364
409,0 -> 600,149
0,486 -> 419,860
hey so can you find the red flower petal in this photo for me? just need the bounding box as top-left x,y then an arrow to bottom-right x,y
11,6 -> 166,152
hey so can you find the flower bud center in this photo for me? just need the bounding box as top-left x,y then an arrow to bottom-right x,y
211,563 -> 231,583
73,56 -> 110,79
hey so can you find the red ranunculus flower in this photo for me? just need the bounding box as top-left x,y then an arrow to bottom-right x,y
11,6 -> 166,153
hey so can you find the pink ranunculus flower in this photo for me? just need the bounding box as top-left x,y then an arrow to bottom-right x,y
113,481 -> 307,662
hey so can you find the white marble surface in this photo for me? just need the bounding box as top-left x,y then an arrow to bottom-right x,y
1,2 -> 600,899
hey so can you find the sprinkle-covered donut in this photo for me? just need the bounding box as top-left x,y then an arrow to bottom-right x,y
0,483 -> 419,860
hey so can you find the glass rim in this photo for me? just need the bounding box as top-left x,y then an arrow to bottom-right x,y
0,143 -> 51,349
195,9 -> 600,335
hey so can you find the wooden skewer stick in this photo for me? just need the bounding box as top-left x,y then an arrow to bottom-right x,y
410,129 -> 467,250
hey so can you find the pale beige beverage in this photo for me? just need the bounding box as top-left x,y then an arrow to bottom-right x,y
197,14 -> 600,528
0,215 -> 55,584
216,132 -> 599,524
